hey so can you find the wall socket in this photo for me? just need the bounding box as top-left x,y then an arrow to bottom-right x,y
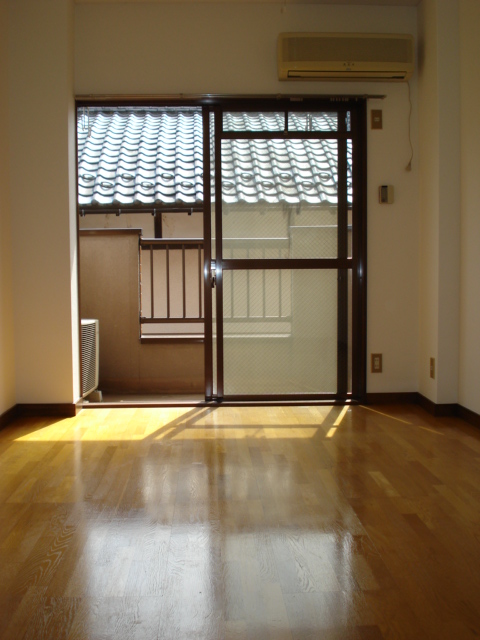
371,353 -> 383,373
430,357 -> 435,379
371,109 -> 383,130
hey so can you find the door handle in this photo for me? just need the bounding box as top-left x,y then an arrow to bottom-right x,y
210,261 -> 216,288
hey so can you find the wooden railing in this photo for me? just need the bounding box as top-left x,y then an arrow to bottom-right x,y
139,238 -> 204,328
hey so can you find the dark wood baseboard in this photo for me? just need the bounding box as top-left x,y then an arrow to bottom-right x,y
365,392 -> 418,404
16,403 -> 79,418
456,404 -> 480,429
416,394 -> 457,417
365,392 -> 458,418
0,404 -> 19,429
364,392 -> 480,428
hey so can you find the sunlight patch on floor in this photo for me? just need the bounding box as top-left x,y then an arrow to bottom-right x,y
14,406 -> 329,442
359,404 -> 413,425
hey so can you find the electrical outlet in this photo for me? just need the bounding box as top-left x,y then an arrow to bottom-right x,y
371,109 -> 383,130
430,357 -> 435,379
371,353 -> 383,373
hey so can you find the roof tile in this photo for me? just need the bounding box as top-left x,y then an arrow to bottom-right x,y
77,108 -> 351,207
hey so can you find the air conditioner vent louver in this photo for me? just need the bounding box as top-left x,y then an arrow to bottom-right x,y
278,33 -> 415,82
81,319 -> 99,397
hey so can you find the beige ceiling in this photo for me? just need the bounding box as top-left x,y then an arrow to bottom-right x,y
75,0 -> 421,5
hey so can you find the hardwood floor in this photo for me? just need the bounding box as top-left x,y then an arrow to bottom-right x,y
1,404 -> 480,639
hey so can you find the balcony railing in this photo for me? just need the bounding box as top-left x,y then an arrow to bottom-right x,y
139,237 -> 294,341
139,238 -> 204,340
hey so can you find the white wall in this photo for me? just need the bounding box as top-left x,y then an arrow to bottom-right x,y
8,0 -> 80,404
458,0 -> 480,414
418,0 -> 440,402
75,2 -> 419,394
367,84 -> 419,393
0,0 -> 16,414
418,0 -> 460,405
2,0 -> 478,410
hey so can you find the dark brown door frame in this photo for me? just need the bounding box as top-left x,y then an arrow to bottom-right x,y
206,97 -> 367,403
202,106 -> 214,399
75,96 -> 367,403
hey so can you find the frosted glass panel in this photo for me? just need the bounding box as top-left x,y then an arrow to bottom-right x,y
223,269 -> 337,395
221,139 -> 339,258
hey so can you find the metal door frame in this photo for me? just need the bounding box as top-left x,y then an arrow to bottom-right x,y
205,98 -> 367,402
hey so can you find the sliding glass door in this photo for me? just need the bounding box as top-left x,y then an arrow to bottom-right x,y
210,100 -> 366,401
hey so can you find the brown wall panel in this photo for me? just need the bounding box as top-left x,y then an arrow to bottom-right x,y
79,231 -> 204,394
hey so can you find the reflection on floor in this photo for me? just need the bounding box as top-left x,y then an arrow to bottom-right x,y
1,404 -> 480,639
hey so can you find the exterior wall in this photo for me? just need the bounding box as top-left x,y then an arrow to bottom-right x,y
79,213 -> 155,236
75,3 -> 419,395
79,231 -> 204,394
0,0 -> 16,415
458,0 -> 480,414
78,210 -> 203,238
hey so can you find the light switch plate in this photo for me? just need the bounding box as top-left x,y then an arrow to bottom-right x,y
379,185 -> 394,204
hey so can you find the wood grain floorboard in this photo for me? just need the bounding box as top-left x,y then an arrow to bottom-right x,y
0,404 -> 480,638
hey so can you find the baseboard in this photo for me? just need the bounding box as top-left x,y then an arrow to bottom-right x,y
16,403 -> 79,418
0,404 -> 19,429
456,404 -> 480,429
416,394 -> 457,417
365,392 -> 418,404
364,392 -> 480,427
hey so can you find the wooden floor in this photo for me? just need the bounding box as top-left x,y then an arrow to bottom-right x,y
1,404 -> 480,639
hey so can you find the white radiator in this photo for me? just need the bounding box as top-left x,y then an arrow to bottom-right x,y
81,319 -> 99,397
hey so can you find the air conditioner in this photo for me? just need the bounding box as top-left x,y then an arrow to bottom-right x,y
81,319 -> 99,398
278,33 -> 414,81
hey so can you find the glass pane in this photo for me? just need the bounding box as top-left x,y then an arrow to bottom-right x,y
223,112 -> 285,132
348,269 -> 352,393
347,139 -> 353,257
347,139 -> 353,207
288,112 -> 338,132
223,269 -> 338,395
221,139 -> 339,258
77,106 -> 203,207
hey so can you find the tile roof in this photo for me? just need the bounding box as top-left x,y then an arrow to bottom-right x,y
77,108 -> 351,208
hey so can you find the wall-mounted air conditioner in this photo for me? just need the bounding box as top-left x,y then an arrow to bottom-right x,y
278,33 -> 414,82
81,319 -> 99,398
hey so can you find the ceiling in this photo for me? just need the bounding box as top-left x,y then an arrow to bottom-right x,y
75,0 -> 421,5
